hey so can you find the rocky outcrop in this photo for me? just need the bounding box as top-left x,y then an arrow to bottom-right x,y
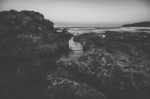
122,22 -> 150,27
58,31 -> 150,99
0,10 -> 72,60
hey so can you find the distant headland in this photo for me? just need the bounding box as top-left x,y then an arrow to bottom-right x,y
122,22 -> 150,27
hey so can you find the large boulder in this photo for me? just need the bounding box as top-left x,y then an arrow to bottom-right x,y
0,10 -> 71,60
58,31 -> 150,99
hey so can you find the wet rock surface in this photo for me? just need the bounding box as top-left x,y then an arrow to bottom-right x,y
58,31 -> 150,99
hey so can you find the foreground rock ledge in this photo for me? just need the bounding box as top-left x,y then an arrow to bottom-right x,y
46,72 -> 108,99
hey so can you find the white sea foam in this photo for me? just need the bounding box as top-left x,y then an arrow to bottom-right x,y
66,27 -> 150,36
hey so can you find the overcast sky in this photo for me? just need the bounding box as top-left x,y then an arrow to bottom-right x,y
0,0 -> 150,27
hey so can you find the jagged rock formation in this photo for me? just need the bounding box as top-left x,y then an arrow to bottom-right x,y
58,31 -> 150,99
122,22 -> 150,27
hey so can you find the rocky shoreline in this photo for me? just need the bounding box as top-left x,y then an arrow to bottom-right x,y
0,10 -> 150,99
59,31 -> 150,99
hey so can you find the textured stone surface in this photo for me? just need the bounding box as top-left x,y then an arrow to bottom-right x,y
46,73 -> 108,99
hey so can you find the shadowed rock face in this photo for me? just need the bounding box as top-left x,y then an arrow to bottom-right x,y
58,31 -> 150,99
0,10 -> 71,60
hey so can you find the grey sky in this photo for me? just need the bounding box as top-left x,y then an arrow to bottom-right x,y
0,0 -> 150,27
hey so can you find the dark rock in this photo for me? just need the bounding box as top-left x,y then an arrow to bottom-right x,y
0,58 -> 48,99
58,31 -> 150,99
0,10 -> 72,60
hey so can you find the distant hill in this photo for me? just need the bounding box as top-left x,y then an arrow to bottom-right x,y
122,22 -> 150,27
